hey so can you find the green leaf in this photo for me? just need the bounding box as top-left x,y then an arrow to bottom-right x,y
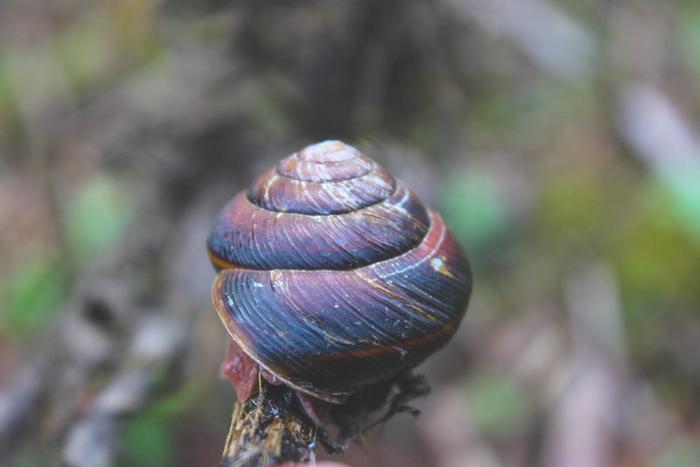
441,172 -> 509,251
1,257 -> 67,334
465,371 -> 528,438
150,381 -> 201,418
123,412 -> 172,467
662,167 -> 700,239
65,176 -> 133,263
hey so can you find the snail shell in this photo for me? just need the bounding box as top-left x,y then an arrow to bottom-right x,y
208,141 -> 472,403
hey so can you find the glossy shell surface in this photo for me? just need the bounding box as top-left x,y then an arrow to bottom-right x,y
208,140 -> 472,403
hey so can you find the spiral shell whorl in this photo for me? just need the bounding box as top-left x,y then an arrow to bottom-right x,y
277,140 -> 372,181
208,141 -> 472,403
209,141 -> 429,270
248,141 -> 395,215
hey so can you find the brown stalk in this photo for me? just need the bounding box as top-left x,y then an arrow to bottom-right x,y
219,382 -> 316,467
218,372 -> 429,467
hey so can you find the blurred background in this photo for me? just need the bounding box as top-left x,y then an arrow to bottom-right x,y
1,1 -> 700,466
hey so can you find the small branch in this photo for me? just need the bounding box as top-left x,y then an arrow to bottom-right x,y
219,383 -> 316,467
218,372 -> 430,467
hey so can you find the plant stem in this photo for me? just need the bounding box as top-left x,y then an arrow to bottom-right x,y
219,382 -> 316,467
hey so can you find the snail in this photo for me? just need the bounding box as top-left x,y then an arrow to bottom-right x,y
207,140 -> 472,418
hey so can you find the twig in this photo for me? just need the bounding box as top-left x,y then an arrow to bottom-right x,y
219,383 -> 316,467
218,372 -> 430,467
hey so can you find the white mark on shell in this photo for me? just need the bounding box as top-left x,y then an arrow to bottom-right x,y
392,346 -> 408,359
263,174 -> 278,204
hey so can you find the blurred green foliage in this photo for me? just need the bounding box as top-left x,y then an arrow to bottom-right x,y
652,434 -> 700,467
123,411 -> 172,467
536,167 -> 608,250
611,181 -> 700,383
660,168 -> 700,238
122,381 -> 201,467
65,175 -> 134,264
0,177 -> 132,336
1,256 -> 66,334
0,57 -> 19,141
465,371 -> 528,438
613,182 -> 700,309
442,172 -> 510,253
681,4 -> 700,76
54,11 -> 119,95
469,81 -> 593,148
